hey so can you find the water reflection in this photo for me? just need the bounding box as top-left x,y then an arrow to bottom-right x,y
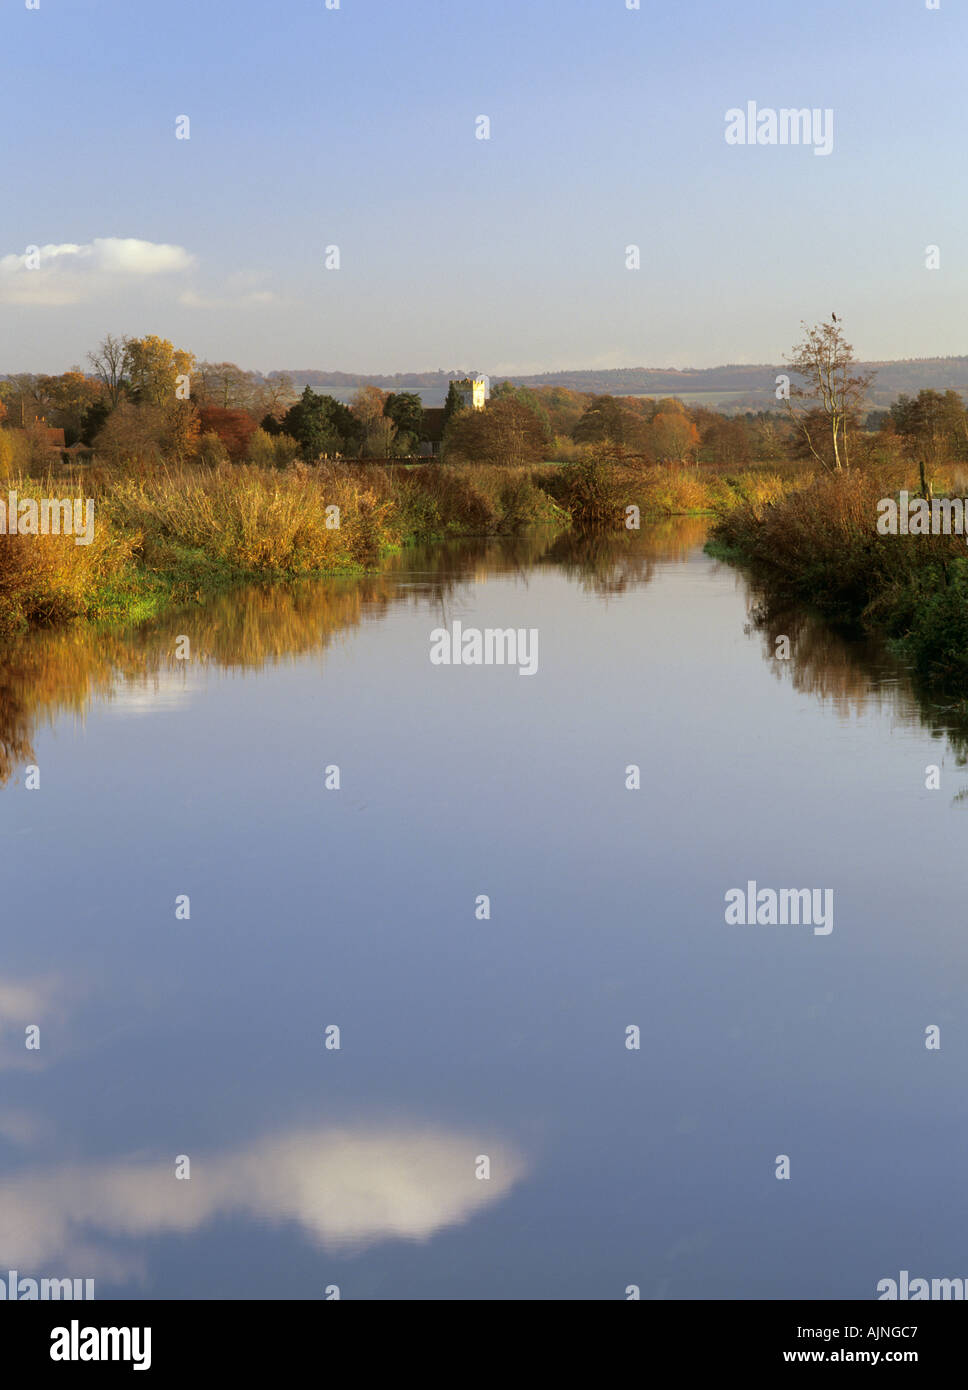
5,520 -> 968,784
0,1125 -> 526,1277
4,519 -> 968,780
540,516 -> 710,596
735,569 -> 968,763
0,974 -> 69,1071
3,517 -> 968,1298
0,523 -> 706,784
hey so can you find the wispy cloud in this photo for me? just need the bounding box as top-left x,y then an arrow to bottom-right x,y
0,973 -> 70,1070
177,271 -> 281,310
178,288 -> 279,310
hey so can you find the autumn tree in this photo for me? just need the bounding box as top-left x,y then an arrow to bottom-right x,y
352,386 -> 395,457
491,381 -> 553,435
0,371 -> 103,443
443,397 -> 550,466
784,318 -> 874,472
542,386 -> 588,438
123,335 -> 196,406
572,395 -> 650,451
94,402 -> 172,466
40,371 -> 104,443
198,407 -> 260,462
639,396 -> 684,421
700,416 -> 752,466
650,411 -> 700,464
889,389 -> 968,466
119,335 -> 199,460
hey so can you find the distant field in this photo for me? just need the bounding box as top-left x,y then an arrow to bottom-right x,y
626,389 -> 759,407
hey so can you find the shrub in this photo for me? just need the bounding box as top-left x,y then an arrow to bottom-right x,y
552,455 -> 626,530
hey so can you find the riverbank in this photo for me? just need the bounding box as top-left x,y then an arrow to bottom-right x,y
0,459 -> 800,633
708,465 -> 968,692
0,463 -> 560,632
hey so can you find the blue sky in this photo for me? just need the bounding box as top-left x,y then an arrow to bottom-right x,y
0,0 -> 963,374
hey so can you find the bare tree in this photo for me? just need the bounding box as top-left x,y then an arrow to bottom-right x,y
87,333 -> 129,408
784,318 -> 874,471
256,373 -> 298,419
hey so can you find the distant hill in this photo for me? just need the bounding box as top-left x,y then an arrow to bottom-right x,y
274,358 -> 968,412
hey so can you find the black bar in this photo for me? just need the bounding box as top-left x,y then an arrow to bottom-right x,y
2,1299 -> 963,1374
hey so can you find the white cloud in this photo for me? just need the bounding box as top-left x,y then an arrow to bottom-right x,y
0,238 -> 195,305
92,238 -> 194,274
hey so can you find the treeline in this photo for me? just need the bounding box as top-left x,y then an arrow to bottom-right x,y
455,384 -> 778,465
0,335 -> 468,468
5,328 -> 968,474
442,381 -> 968,470
0,337 -> 300,472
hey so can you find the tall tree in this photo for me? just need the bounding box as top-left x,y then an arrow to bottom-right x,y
282,387 -> 346,460
650,411 -> 700,464
443,381 -> 466,427
352,386 -> 395,457
123,335 -> 196,406
572,395 -> 650,450
87,333 -> 129,408
383,392 -> 424,453
784,318 -> 874,472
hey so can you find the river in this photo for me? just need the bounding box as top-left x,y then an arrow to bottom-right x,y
1,517 -> 965,1299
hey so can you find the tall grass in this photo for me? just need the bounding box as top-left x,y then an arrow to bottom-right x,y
105,463 -> 398,574
0,461 -> 569,630
0,476 -> 136,633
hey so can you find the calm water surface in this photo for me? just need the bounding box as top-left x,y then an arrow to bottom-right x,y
1,518 -> 966,1299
